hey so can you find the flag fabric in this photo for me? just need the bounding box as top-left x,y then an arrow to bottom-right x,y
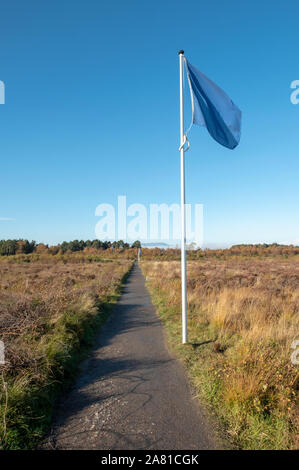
185,59 -> 241,149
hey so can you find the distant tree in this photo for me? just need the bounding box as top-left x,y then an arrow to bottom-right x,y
92,240 -> 103,249
69,240 -> 81,252
36,243 -> 48,253
79,240 -> 86,251
16,240 -> 26,254
60,241 -> 69,254
131,240 -> 141,248
0,240 -> 17,256
16,240 -> 36,254
48,245 -> 60,255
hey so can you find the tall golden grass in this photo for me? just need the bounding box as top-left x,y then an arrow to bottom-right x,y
142,258 -> 299,449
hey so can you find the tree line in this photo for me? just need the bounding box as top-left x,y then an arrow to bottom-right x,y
0,239 -> 297,258
0,239 -> 141,256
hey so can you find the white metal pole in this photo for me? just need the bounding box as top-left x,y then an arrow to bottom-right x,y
179,50 -> 188,344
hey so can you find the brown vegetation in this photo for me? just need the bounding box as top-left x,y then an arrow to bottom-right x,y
142,257 -> 299,449
141,244 -> 299,261
0,255 -> 132,448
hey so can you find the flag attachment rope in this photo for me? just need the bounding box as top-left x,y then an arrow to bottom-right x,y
178,134 -> 190,152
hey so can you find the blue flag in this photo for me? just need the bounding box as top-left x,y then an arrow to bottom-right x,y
185,60 -> 241,149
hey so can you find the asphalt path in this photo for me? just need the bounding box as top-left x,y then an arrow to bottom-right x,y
42,264 -> 218,450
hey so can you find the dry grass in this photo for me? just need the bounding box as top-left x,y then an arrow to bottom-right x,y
142,258 -> 299,449
0,256 -> 132,449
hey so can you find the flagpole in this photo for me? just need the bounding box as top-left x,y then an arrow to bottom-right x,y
179,50 -> 188,344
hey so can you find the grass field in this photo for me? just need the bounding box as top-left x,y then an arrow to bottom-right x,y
1,247 -> 298,450
0,255 -> 133,449
141,258 -> 299,449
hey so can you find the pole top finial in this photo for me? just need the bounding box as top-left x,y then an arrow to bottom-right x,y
178,50 -> 184,55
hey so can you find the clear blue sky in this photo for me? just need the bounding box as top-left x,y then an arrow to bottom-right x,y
0,0 -> 298,247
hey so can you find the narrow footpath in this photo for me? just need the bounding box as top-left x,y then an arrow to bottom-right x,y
43,264 -> 218,450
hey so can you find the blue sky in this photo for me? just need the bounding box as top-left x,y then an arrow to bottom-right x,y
0,0 -> 298,247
